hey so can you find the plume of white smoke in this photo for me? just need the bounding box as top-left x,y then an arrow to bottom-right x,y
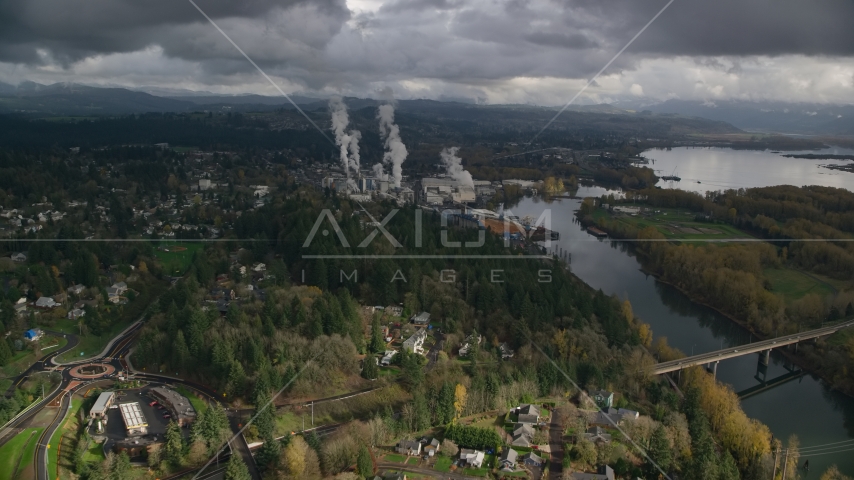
329,97 -> 362,183
377,104 -> 407,188
372,163 -> 387,181
440,147 -> 474,187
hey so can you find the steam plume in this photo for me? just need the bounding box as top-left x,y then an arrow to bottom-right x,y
377,104 -> 407,188
329,97 -> 362,182
440,147 -> 474,187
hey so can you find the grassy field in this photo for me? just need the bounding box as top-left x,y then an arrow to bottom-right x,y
406,457 -> 419,465
0,428 -> 43,480
763,267 -> 837,302
82,440 -> 106,463
48,397 -> 83,480
55,319 -> 134,363
383,453 -> 407,463
434,456 -> 453,472
591,207 -> 750,240
175,385 -> 209,414
153,242 -> 204,276
0,335 -> 67,380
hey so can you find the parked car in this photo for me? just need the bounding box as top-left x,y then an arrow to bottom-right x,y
163,414 -> 171,419
149,401 -> 158,406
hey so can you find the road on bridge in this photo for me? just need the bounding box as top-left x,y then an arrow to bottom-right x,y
652,320 -> 854,375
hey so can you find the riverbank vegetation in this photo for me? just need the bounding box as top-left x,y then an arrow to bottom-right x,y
580,184 -> 854,395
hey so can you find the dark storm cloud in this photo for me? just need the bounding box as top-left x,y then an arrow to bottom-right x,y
524,32 -> 598,49
0,0 -> 349,64
602,0 -> 854,57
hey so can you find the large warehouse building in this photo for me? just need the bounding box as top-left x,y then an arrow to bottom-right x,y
119,402 -> 148,436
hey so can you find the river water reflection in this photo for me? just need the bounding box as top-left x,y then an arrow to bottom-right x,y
507,179 -> 854,474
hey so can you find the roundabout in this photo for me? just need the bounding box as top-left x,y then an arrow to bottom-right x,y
69,363 -> 115,379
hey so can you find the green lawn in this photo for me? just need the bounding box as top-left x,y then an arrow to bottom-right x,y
176,385 -> 209,414
434,456 -> 453,472
82,440 -> 106,463
0,428 -> 43,480
55,320 -> 134,363
406,457 -> 419,465
592,207 -> 751,240
764,267 -> 837,302
153,242 -> 204,275
383,453 -> 407,463
48,398 -> 83,479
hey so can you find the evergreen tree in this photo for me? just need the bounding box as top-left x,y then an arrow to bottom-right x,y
356,444 -> 373,478
646,424 -> 672,477
224,454 -> 251,480
165,420 -> 185,466
369,316 -> 384,353
362,355 -> 379,380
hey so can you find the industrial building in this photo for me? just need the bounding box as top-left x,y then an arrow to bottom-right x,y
149,386 -> 197,426
89,391 -> 115,420
417,177 -> 476,204
119,402 -> 148,436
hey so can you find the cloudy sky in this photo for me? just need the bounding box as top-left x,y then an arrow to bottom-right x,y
1,0 -> 853,105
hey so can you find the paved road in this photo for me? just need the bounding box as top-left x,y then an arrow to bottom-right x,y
652,320 -> 854,374
3,331 -> 79,397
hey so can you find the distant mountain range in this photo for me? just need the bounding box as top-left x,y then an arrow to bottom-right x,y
644,99 -> 854,135
1,81 -> 852,135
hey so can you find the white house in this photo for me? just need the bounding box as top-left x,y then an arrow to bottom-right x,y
402,329 -> 427,354
35,297 -> 58,309
460,448 -> 485,468
11,252 -> 26,263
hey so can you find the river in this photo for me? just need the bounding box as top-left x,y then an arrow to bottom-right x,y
641,146 -> 854,195
507,147 -> 854,475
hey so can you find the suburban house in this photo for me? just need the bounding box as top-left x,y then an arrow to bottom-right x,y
569,465 -> 616,480
521,452 -> 545,467
511,422 -> 535,446
422,438 -> 440,456
589,408 -> 640,428
458,333 -> 482,357
511,432 -> 533,447
106,288 -> 122,304
35,297 -> 58,309
582,426 -> 612,444
402,329 -> 427,354
386,305 -> 403,316
499,342 -> 515,359
589,390 -> 614,409
68,284 -> 86,296
67,308 -> 86,320
23,328 -> 43,341
515,404 -> 541,424
499,448 -> 519,471
380,350 -> 397,366
396,439 -> 421,456
460,448 -> 485,468
410,311 -> 430,326
513,423 -> 534,438
11,252 -> 26,262
112,281 -> 128,294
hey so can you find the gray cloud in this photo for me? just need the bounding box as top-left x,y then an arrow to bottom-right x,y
0,0 -> 852,105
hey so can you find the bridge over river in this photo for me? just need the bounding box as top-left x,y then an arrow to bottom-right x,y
652,320 -> 854,376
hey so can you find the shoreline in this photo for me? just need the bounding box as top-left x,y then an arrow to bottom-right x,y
581,217 -> 854,400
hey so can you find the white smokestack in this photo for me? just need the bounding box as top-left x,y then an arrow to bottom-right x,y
329,97 -> 362,182
377,103 -> 408,188
440,147 -> 474,187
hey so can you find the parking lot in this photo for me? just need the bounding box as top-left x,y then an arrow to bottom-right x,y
99,385 -> 178,440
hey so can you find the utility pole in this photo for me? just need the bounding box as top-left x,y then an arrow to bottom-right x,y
311,401 -> 314,426
781,448 -> 789,480
771,448 -> 778,480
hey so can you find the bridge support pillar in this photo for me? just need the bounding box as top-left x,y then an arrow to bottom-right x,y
760,349 -> 770,366
706,361 -> 719,378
